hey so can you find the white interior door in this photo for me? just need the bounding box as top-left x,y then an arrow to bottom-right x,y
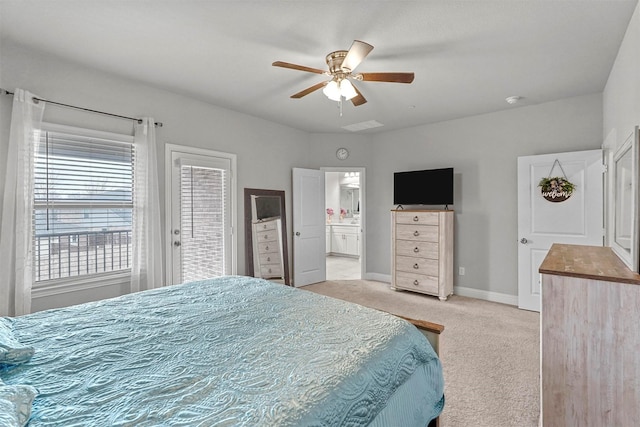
292,168 -> 326,286
517,149 -> 603,311
165,145 -> 236,286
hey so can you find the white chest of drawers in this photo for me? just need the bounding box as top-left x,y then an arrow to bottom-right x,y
391,210 -> 454,300
252,218 -> 284,280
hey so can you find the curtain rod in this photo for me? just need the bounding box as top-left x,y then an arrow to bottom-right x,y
1,89 -> 163,127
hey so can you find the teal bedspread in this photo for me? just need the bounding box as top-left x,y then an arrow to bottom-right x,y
1,276 -> 444,426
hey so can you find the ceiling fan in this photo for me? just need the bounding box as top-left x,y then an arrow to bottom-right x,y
272,40 -> 414,106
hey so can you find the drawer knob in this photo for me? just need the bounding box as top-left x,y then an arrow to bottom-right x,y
264,235 -> 269,239
265,246 -> 269,250
413,230 -> 420,237
263,224 -> 267,229
413,216 -> 419,222
413,247 -> 419,253
267,257 -> 271,262
413,280 -> 419,286
413,263 -> 419,269
268,268 -> 272,273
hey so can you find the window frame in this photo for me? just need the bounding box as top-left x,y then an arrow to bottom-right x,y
32,123 -> 135,290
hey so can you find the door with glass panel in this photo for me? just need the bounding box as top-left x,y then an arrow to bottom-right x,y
166,145 -> 236,285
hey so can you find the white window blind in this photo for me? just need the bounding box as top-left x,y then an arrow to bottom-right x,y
179,165 -> 226,283
33,126 -> 134,283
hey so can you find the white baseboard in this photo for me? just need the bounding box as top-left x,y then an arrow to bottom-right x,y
364,273 -> 391,283
362,273 -> 517,306
453,286 -> 518,306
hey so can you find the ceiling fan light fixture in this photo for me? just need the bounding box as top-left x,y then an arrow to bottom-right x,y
340,79 -> 357,100
323,80 -> 341,101
274,40 -> 414,107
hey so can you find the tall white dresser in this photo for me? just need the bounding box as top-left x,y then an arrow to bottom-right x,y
391,209 -> 454,300
252,218 -> 284,281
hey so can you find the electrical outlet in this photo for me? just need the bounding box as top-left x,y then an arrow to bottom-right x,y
459,267 -> 465,276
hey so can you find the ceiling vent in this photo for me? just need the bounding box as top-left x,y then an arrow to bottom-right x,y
342,120 -> 384,132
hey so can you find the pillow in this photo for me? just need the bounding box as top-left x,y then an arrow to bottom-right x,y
0,318 -> 35,365
0,383 -> 38,427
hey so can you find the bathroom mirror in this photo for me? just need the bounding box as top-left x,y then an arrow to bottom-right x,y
339,185 -> 360,221
244,188 -> 290,285
611,126 -> 639,271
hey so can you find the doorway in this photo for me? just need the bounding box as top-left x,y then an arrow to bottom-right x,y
517,149 -> 603,311
323,168 -> 364,280
165,144 -> 237,286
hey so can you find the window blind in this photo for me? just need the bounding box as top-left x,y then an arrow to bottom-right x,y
179,165 -> 226,283
33,128 -> 134,282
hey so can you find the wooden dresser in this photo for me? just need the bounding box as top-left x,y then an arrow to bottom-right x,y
539,244 -> 640,426
252,218 -> 284,280
391,209 -> 454,300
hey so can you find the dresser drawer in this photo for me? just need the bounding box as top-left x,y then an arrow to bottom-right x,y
396,255 -> 438,276
257,241 -> 279,254
396,224 -> 438,242
260,264 -> 282,278
254,221 -> 277,231
395,240 -> 439,259
258,252 -> 281,265
395,271 -> 439,294
256,229 -> 279,243
395,211 -> 439,226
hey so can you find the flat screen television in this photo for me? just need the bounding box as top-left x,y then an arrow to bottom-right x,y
393,167 -> 454,206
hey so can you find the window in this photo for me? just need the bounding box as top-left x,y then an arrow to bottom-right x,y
33,124 -> 134,283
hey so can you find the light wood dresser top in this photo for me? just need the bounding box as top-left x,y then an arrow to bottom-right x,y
539,243 -> 640,285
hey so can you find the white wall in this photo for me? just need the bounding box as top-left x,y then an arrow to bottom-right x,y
325,172 -> 340,219
603,2 -> 640,249
368,93 -> 603,297
604,2 -> 640,153
0,41 -> 311,308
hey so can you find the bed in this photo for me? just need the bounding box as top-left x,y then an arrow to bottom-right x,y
0,276 -> 444,426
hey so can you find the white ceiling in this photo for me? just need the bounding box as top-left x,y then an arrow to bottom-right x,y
1,1 -> 637,134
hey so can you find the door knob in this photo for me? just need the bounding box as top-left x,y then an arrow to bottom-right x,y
295,232 -> 301,236
174,241 -> 181,247
520,238 -> 528,244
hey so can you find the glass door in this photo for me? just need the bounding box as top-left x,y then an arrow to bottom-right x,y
166,145 -> 236,285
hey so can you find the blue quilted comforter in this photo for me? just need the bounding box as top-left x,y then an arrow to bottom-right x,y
2,276 -> 444,426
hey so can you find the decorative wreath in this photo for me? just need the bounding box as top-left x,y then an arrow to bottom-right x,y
538,176 -> 575,202
538,177 -> 575,193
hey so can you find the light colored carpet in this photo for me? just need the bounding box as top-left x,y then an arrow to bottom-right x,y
303,280 -> 540,427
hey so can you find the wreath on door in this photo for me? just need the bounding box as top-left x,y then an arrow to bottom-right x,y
538,160 -> 575,203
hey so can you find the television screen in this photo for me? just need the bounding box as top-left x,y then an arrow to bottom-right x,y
393,168 -> 454,206
254,196 -> 281,220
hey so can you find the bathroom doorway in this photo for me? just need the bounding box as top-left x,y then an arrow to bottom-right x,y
323,168 -> 364,280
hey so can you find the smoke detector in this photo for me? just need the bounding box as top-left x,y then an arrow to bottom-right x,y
506,96 -> 521,105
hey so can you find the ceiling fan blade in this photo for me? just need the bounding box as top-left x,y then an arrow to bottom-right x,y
341,40 -> 374,72
272,61 -> 326,75
291,81 -> 328,98
359,72 -> 415,83
350,84 -> 367,106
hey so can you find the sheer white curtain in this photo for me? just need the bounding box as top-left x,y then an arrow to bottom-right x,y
131,118 -> 164,292
0,89 -> 45,316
